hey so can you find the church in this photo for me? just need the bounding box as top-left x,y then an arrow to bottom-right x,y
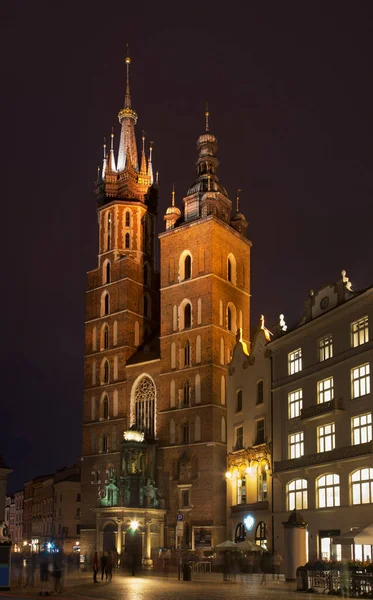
80,54 -> 252,564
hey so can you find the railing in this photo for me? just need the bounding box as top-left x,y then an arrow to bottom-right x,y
297,567 -> 373,596
231,500 -> 269,513
301,398 -> 344,420
275,440 -> 373,472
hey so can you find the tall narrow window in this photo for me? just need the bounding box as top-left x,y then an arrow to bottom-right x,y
170,380 -> 176,408
235,426 -> 243,450
227,258 -> 232,282
105,293 -> 109,315
196,335 -> 202,363
106,212 -> 111,250
125,232 -> 130,249
317,474 -> 340,508
257,380 -> 264,405
287,479 -> 307,510
288,348 -> 302,375
105,261 -> 111,284
102,434 -> 109,453
351,468 -> 373,505
288,389 -> 303,419
289,431 -> 304,458
184,255 -> 191,280
103,325 -> 109,350
236,389 -> 243,412
227,306 -> 232,331
221,416 -> 226,443
103,360 -> 109,384
195,374 -> 201,404
221,375 -> 226,405
351,317 -> 369,348
113,321 -> 118,345
184,303 -> 191,328
256,419 -> 265,445
171,342 -> 176,369
318,423 -> 335,452
317,377 -> 334,404
182,422 -> 189,444
184,341 -> 191,367
125,211 -> 130,228
103,396 -> 109,419
134,376 -> 155,438
183,381 -> 190,407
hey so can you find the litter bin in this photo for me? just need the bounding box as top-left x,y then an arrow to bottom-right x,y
183,562 -> 192,581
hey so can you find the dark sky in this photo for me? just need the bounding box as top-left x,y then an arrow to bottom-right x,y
2,1 -> 373,492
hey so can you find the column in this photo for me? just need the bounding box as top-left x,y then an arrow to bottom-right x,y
283,511 -> 308,581
159,520 -> 165,548
145,520 -> 151,560
116,521 -> 122,556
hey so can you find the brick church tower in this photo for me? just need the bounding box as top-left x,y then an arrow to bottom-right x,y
81,55 -> 161,547
157,110 -> 251,549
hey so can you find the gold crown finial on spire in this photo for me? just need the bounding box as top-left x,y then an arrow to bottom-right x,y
111,127 -> 114,148
171,183 -> 175,207
125,43 -> 131,64
205,101 -> 209,132
236,188 -> 242,213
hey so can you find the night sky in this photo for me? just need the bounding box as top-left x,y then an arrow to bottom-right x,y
2,2 -> 373,492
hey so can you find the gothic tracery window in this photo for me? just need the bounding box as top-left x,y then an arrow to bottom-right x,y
135,376 -> 155,438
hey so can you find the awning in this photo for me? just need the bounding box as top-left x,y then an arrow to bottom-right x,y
333,524 -> 373,545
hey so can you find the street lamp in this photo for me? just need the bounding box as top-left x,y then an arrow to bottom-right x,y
130,520 -> 139,576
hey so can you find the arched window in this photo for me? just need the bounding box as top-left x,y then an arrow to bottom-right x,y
103,325 -> 109,350
257,466 -> 268,502
255,522 -> 267,548
221,375 -> 226,405
103,260 -> 111,284
221,416 -> 226,442
135,321 -> 140,346
182,421 -> 189,444
183,381 -> 190,407
317,474 -> 340,508
101,291 -> 110,316
184,341 -> 191,367
125,211 -> 130,228
220,337 -> 225,365
170,419 -> 175,444
170,379 -> 176,408
234,523 -> 246,543
287,479 -> 308,511
227,303 -> 236,333
227,253 -> 237,285
103,395 -> 109,419
195,374 -> 201,404
113,321 -> 118,346
125,232 -> 130,249
196,335 -> 202,363
113,390 -> 118,417
171,342 -> 176,369
195,415 -> 201,442
92,326 -> 97,352
184,255 -> 191,280
351,468 -> 373,505
184,303 -> 191,329
101,359 -> 109,384
134,376 -> 155,438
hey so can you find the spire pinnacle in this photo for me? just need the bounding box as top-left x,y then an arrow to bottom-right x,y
109,127 -> 116,172
125,44 -> 131,109
102,138 -> 107,179
156,170 -> 159,185
148,141 -> 154,183
236,188 -> 242,213
171,183 -> 175,206
205,102 -> 209,133
140,130 -> 147,174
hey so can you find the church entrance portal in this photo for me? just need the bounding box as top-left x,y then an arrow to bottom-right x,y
103,523 -> 117,552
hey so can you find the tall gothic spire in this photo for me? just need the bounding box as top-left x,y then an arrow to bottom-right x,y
117,49 -> 139,172
148,141 -> 154,184
140,132 -> 147,174
108,128 -> 117,172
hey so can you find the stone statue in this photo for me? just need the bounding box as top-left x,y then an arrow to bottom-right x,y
144,478 -> 160,508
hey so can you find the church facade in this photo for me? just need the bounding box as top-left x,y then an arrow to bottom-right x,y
80,55 -> 252,563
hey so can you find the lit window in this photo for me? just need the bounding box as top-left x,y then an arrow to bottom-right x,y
256,419 -> 265,445
236,389 -> 243,412
352,413 -> 372,445
317,377 -> 334,404
351,316 -> 369,348
317,474 -> 340,508
288,348 -> 302,375
351,468 -> 373,505
288,389 -> 303,419
235,426 -> 243,450
236,476 -> 246,504
351,364 -> 370,399
318,423 -> 335,453
287,479 -> 307,510
289,432 -> 304,459
319,335 -> 333,361
257,380 -> 264,405
257,468 -> 268,502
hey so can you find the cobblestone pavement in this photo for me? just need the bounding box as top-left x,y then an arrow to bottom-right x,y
4,572 -> 316,600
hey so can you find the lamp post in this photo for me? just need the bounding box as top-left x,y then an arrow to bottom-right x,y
130,520 -> 139,576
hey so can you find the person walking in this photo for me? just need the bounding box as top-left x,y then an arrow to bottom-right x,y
39,549 -> 50,596
260,552 -> 268,585
52,553 -> 63,595
273,551 -> 282,583
100,553 -> 107,581
93,552 -> 99,583
105,551 -> 113,583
